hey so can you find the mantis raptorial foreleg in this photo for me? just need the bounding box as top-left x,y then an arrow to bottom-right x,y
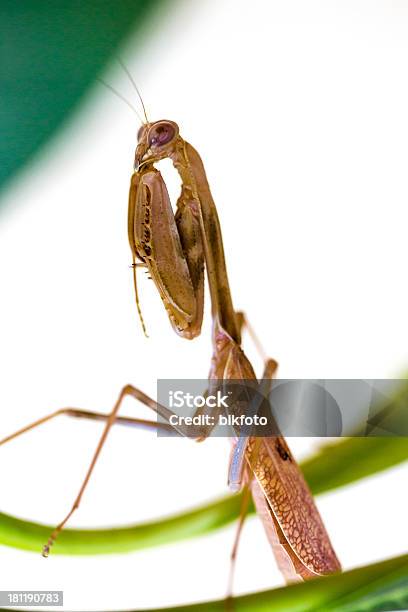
129,165 -> 204,339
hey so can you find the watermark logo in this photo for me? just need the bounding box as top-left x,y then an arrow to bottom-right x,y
169,390 -> 231,409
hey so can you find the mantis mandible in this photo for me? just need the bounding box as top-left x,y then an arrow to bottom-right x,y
0,102 -> 341,589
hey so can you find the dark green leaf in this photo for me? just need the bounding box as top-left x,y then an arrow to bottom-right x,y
122,553 -> 408,611
0,0 -> 167,194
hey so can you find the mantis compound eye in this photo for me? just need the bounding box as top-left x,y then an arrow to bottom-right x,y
148,121 -> 178,147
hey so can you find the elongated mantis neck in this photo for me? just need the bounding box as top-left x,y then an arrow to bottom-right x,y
171,138 -> 241,344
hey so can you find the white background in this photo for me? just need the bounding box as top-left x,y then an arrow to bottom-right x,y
0,0 -> 407,609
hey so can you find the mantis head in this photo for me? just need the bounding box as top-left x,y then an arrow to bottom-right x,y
134,120 -> 180,170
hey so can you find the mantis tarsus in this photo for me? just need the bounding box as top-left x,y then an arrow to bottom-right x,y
0,100 -> 341,592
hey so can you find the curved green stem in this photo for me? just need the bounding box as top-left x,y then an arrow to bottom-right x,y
1,437 -> 407,555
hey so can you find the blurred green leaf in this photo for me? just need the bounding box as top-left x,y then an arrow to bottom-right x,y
301,437 -> 408,495
0,0 -> 167,194
123,554 -> 408,611
0,436 -> 406,555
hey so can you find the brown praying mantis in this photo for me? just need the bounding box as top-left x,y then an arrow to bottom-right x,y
0,93 -> 341,592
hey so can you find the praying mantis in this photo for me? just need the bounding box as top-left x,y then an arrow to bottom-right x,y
128,117 -> 341,583
0,90 -> 341,593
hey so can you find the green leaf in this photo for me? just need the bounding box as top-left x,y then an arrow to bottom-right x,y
0,436 -> 406,555
135,554 -> 408,611
301,437 -> 408,496
0,0 -> 167,194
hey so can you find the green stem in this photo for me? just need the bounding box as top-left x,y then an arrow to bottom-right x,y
1,437 -> 407,555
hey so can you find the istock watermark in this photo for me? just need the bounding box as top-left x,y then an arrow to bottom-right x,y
157,379 -> 408,438
169,389 -> 231,409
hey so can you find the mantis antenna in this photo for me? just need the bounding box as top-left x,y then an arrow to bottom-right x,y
117,58 -> 149,124
97,77 -> 145,125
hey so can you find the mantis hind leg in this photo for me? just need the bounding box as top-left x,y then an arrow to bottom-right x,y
225,481 -> 252,607
236,310 -> 275,368
0,384 -> 205,556
0,407 -> 175,447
